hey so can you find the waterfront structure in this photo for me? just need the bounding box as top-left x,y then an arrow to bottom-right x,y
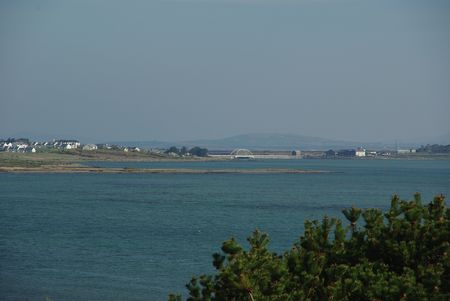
231,149 -> 255,160
367,151 -> 377,157
291,150 -> 302,157
355,147 -> 366,157
397,149 -> 416,154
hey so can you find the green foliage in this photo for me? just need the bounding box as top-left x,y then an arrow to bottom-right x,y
166,146 -> 181,155
189,147 -> 208,157
171,194 -> 450,300
417,144 -> 450,154
164,146 -> 208,157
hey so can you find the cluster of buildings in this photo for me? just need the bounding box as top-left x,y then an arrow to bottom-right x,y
1,137 -> 419,159
0,138 -> 37,153
0,138 -> 144,153
323,147 -> 417,158
1,138 -> 84,153
324,147 -> 368,158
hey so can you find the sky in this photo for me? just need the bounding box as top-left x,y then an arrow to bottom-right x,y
1,0 -> 449,143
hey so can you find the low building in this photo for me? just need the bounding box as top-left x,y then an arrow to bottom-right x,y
82,144 -> 98,151
1,142 -> 12,151
15,144 -> 28,152
397,149 -> 416,154
379,151 -> 392,156
54,140 -> 80,149
355,147 -> 366,157
96,144 -> 111,150
291,150 -> 302,157
367,151 -> 377,157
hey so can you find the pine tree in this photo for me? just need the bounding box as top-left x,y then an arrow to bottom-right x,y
170,194 -> 450,300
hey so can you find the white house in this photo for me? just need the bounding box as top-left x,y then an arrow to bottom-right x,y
82,144 -> 98,151
367,151 -> 377,157
355,147 -> 366,157
124,147 -> 140,152
397,149 -> 416,154
2,142 -> 12,150
16,144 -> 28,152
54,140 -> 81,149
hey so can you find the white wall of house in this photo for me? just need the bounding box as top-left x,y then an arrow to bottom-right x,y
355,149 -> 366,157
82,144 -> 98,151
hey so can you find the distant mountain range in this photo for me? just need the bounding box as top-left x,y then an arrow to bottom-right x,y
109,133 -> 442,151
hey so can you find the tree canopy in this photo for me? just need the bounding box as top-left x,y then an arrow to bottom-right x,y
169,194 -> 449,301
188,147 -> 208,157
417,144 -> 450,154
164,146 -> 208,157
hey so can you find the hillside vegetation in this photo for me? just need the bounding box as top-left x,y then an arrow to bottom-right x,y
0,149 -> 192,168
170,194 -> 449,301
417,144 -> 450,154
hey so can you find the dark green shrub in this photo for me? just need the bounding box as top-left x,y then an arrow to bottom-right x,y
170,194 -> 450,301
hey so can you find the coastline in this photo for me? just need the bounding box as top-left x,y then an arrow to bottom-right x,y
0,166 -> 332,174
1,151 -> 449,174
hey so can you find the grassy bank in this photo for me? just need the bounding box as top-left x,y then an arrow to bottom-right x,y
0,149 -> 221,168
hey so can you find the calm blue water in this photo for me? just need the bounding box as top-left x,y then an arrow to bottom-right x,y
1,159 -> 449,300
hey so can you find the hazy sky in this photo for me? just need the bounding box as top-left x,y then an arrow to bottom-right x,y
1,0 -> 449,142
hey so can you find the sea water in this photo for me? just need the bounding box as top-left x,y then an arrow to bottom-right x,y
1,159 -> 449,300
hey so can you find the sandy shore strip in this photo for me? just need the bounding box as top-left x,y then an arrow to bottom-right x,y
0,166 -> 333,174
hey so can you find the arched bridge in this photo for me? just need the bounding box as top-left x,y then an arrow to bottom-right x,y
230,149 -> 255,159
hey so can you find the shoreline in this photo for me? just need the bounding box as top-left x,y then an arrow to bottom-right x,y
0,166 -> 332,174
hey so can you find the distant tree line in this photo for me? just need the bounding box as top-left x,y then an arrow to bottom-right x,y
169,194 -> 449,301
417,144 -> 450,154
165,146 -> 208,157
